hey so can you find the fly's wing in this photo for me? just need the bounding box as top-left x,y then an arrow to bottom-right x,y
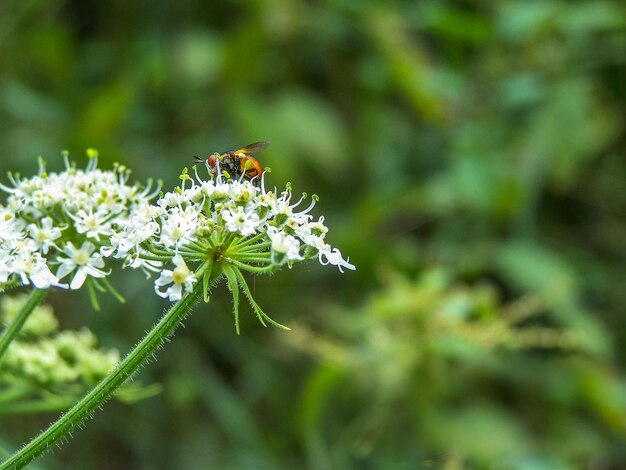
229,141 -> 270,155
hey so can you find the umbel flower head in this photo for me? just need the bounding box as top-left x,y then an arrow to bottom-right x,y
0,149 -> 354,331
117,164 -> 355,332
0,150 -> 158,293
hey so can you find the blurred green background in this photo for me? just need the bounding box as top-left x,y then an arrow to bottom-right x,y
2,0 -> 626,468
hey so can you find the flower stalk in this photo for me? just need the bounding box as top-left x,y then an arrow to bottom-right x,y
0,260 -> 212,470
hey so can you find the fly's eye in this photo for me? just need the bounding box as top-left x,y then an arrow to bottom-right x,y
207,155 -> 217,167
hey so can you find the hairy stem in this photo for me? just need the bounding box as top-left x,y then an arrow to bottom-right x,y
0,261 -> 212,470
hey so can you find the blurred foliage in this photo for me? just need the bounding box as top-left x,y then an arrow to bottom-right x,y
0,294 -> 159,417
280,269 -> 626,468
1,0 -> 626,468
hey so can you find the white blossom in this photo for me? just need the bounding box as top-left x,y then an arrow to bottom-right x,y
267,227 -> 302,264
0,152 -> 159,291
160,206 -> 199,248
56,242 -> 108,289
28,217 -> 63,254
154,255 -> 197,301
318,244 -> 356,273
12,251 -> 63,289
222,206 -> 261,236
71,208 -> 113,239
0,149 -> 354,313
120,166 -> 355,294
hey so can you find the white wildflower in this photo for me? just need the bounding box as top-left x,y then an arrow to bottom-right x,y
154,255 -> 196,301
0,152 -> 159,292
160,206 -> 199,248
267,227 -> 302,264
12,251 -> 63,289
28,217 -> 63,254
56,241 -> 108,289
71,208 -> 113,239
317,243 -> 355,273
222,206 -> 261,236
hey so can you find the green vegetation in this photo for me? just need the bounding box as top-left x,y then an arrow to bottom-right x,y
1,0 -> 626,468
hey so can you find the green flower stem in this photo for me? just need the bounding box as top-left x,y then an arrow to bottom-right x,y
231,232 -> 266,248
139,254 -> 175,262
0,261 -> 213,470
227,244 -> 270,255
227,259 -> 276,273
186,240 -> 212,252
230,256 -> 271,263
231,241 -> 271,252
0,289 -> 47,363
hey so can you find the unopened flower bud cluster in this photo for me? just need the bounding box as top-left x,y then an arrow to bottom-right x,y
0,295 -> 120,388
0,295 -> 58,337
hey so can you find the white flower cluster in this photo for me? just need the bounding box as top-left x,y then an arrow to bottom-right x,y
0,151 -> 354,313
0,151 -> 158,290
111,168 -> 355,301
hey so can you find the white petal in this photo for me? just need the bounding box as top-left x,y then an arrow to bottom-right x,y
70,269 -> 88,290
56,262 -> 76,280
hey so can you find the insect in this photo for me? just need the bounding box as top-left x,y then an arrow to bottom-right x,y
195,141 -> 269,183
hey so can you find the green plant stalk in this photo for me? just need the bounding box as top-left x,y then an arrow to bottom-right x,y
0,261 -> 212,470
0,289 -> 47,363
